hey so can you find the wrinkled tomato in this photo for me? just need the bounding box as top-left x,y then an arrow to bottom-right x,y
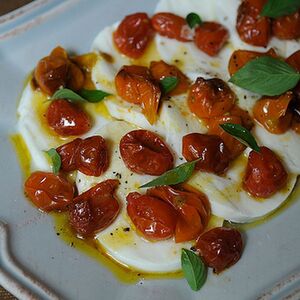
56,138 -> 82,172
207,115 -> 246,159
120,130 -> 173,176
75,136 -> 108,177
229,105 -> 254,130
115,65 -> 161,124
24,171 -> 74,212
69,179 -> 120,238
196,227 -> 243,274
243,146 -> 288,198
151,12 -> 193,42
182,133 -> 231,175
253,92 -> 294,134
46,99 -> 91,136
286,50 -> 300,72
194,22 -> 229,57
147,186 -> 211,243
236,0 -> 271,47
188,77 -> 236,119
150,60 -> 190,96
67,62 -> 85,91
113,13 -> 153,59
272,11 -> 300,40
126,192 -> 177,240
228,48 -> 277,76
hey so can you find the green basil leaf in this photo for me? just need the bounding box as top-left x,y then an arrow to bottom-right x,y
160,76 -> 179,94
220,123 -> 260,152
181,249 -> 207,291
186,12 -> 202,28
51,88 -> 111,103
261,0 -> 300,18
140,159 -> 199,188
45,148 -> 61,175
229,56 -> 300,96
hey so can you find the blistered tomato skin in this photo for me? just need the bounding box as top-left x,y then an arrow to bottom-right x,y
273,11 -> 300,40
182,133 -> 231,175
196,227 -> 243,274
194,22 -> 229,57
69,179 -> 120,238
151,12 -> 193,42
188,77 -> 236,119
113,13 -> 153,59
236,0 -> 271,47
126,192 -> 177,240
46,99 -> 91,136
147,186 -> 211,243
243,147 -> 288,198
24,171 -> 74,212
56,138 -> 82,172
75,136 -> 108,177
120,130 -> 173,176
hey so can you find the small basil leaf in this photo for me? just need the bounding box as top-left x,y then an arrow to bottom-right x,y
261,0 -> 300,18
160,76 -> 179,94
220,123 -> 260,152
140,159 -> 200,188
186,12 -> 203,29
181,249 -> 207,291
45,148 -> 61,175
78,89 -> 111,103
51,88 -> 85,101
229,56 -> 300,96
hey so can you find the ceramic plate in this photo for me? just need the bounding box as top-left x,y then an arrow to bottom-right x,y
0,0 -> 300,299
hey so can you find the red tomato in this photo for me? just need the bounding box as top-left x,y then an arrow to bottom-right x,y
69,179 -> 120,238
147,186 -> 211,243
46,99 -> 91,136
24,171 -> 74,212
229,105 -> 254,131
253,92 -> 293,134
272,11 -> 300,40
286,50 -> 300,72
126,192 -> 177,240
151,12 -> 193,42
149,60 -> 190,96
113,13 -> 153,59
120,130 -> 173,176
67,62 -> 85,91
194,22 -> 229,56
56,138 -> 82,172
115,65 -> 161,125
182,133 -> 231,175
196,227 -> 243,274
188,77 -> 236,119
236,0 -> 271,47
243,146 -> 288,198
75,136 -> 108,177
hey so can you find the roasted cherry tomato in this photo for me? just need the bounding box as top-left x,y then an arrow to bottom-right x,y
182,133 -> 231,175
207,115 -> 246,159
115,65 -> 161,124
67,62 -> 85,91
69,179 -> 120,238
24,171 -> 74,212
120,130 -> 173,176
243,146 -> 288,198
228,48 -> 277,76
194,22 -> 229,57
147,186 -> 211,243
126,192 -> 177,240
188,77 -> 236,119
229,105 -> 254,130
46,99 -> 91,136
253,92 -> 293,134
150,60 -> 190,96
151,12 -> 193,42
56,138 -> 82,172
292,114 -> 300,134
272,11 -> 300,40
236,0 -> 271,47
196,227 -> 243,274
75,136 -> 108,177
286,50 -> 300,72
113,13 -> 153,59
